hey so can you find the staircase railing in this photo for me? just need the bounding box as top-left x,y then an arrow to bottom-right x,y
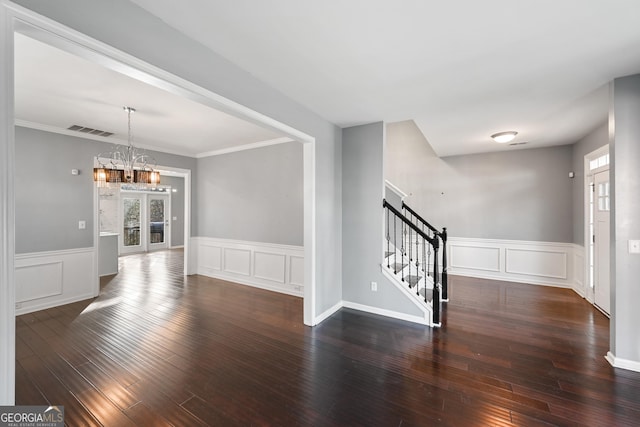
402,202 -> 448,301
383,199 -> 441,325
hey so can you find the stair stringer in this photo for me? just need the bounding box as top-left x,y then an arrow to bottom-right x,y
380,264 -> 434,327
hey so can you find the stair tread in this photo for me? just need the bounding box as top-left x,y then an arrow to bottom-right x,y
404,275 -> 422,286
391,263 -> 407,272
420,288 -> 433,302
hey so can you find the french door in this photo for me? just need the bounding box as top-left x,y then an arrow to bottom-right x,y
119,192 -> 170,254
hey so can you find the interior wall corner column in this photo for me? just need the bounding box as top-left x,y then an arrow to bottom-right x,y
608,74 -> 640,372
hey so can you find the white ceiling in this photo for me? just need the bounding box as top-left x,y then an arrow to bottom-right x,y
129,0 -> 640,157
14,33 -> 285,158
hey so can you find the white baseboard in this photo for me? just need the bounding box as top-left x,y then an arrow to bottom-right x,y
312,299 -> 431,327
447,237 -> 576,289
15,247 -> 97,315
314,301 -> 343,325
342,301 -> 429,325
193,237 -> 304,297
605,351 -> 640,373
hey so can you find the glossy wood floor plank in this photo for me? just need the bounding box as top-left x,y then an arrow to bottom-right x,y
15,249 -> 640,426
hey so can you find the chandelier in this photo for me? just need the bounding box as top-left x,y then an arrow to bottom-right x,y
93,106 -> 160,186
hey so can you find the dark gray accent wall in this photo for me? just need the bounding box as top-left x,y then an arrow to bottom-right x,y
161,176 -> 185,247
342,122 -> 422,316
610,75 -> 640,365
15,126 -> 196,253
386,121 -> 574,242
197,142 -> 303,246
571,122 -> 608,246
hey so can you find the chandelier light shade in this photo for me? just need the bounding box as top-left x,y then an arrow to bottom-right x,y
93,106 -> 160,186
93,167 -> 107,183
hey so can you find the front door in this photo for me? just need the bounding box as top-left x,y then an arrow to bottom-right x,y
594,170 -> 610,315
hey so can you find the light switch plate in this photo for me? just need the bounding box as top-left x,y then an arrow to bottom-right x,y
629,240 -> 640,254
78,220 -> 86,230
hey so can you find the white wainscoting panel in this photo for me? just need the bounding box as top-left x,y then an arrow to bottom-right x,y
199,244 -> 222,271
290,256 -> 304,287
448,238 -> 575,288
254,252 -> 286,283
15,248 -> 97,315
224,248 -> 251,276
193,237 -> 304,297
505,248 -> 567,279
450,244 -> 500,272
15,261 -> 62,302
573,245 -> 586,298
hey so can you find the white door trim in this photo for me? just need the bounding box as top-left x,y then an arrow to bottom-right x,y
0,1 -> 16,405
584,144 -> 610,308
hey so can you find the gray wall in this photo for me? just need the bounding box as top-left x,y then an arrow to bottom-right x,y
13,0 -> 343,316
571,122 -> 608,245
342,122 -> 422,316
15,126 -> 196,253
161,175 -> 185,247
386,120 -> 574,242
197,142 -> 303,246
610,75 -> 640,365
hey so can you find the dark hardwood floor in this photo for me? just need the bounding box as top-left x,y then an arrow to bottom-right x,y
15,249 -> 640,426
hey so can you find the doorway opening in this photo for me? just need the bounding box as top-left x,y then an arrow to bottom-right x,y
584,145 -> 610,316
119,190 -> 171,254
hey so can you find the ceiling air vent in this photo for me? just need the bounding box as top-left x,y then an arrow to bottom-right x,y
67,125 -> 113,137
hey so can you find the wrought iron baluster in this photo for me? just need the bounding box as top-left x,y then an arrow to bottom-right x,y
426,230 -> 432,277
393,211 -> 397,274
385,207 -> 390,269
401,218 -> 405,282
415,230 -> 419,282
421,239 -> 426,295
408,228 -> 412,286
441,227 -> 448,301
432,243 -> 440,324
418,238 -> 424,296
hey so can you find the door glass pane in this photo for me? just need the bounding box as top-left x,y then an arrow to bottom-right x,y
149,199 -> 165,244
123,198 -> 141,247
597,183 -> 610,212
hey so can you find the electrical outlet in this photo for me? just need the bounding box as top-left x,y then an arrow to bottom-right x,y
629,240 -> 640,254
78,220 -> 86,230
370,281 -> 378,292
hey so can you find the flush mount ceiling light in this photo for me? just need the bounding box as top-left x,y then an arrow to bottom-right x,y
93,106 -> 160,187
491,131 -> 518,144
